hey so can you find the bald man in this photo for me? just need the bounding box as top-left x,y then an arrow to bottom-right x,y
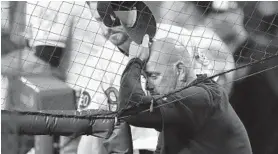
153,23 -> 236,96
119,35 -> 252,154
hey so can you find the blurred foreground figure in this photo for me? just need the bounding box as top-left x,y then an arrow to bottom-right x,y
119,34 -> 252,153
3,1 -> 95,154
76,1 -> 159,154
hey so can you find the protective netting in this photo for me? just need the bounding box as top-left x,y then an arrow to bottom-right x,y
1,1 -> 278,154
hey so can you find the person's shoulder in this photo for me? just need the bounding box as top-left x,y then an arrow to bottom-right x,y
186,75 -> 227,105
177,85 -> 212,108
155,23 -> 196,51
191,26 -> 229,53
197,79 -> 228,107
155,23 -> 193,39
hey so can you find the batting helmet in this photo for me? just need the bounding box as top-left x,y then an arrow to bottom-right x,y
96,1 -> 157,44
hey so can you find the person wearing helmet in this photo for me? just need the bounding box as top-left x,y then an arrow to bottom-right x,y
78,1 -> 158,154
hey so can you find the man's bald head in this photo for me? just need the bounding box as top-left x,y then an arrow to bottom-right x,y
144,37 -> 196,95
148,37 -> 193,67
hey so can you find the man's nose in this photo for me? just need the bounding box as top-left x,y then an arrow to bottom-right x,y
146,80 -> 155,91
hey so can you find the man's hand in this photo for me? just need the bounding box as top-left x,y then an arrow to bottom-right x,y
129,34 -> 150,62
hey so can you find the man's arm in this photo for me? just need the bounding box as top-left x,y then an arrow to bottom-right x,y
119,58 -> 213,130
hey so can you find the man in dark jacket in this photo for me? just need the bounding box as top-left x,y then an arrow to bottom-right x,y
119,35 -> 253,154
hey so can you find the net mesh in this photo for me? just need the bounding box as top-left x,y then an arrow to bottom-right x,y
1,1 -> 278,154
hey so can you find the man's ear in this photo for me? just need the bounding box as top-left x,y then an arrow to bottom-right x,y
174,61 -> 187,82
194,49 -> 210,66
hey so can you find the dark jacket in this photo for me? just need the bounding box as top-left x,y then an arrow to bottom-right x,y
118,58 -> 253,154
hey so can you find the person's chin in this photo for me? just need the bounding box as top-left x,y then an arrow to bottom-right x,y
110,39 -> 125,46
109,33 -> 127,46
117,39 -> 132,56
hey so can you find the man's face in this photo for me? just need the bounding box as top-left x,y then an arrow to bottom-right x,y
144,38 -> 194,95
145,58 -> 178,95
91,5 -> 134,50
144,41 -> 182,95
97,17 -> 130,46
89,2 -> 140,54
